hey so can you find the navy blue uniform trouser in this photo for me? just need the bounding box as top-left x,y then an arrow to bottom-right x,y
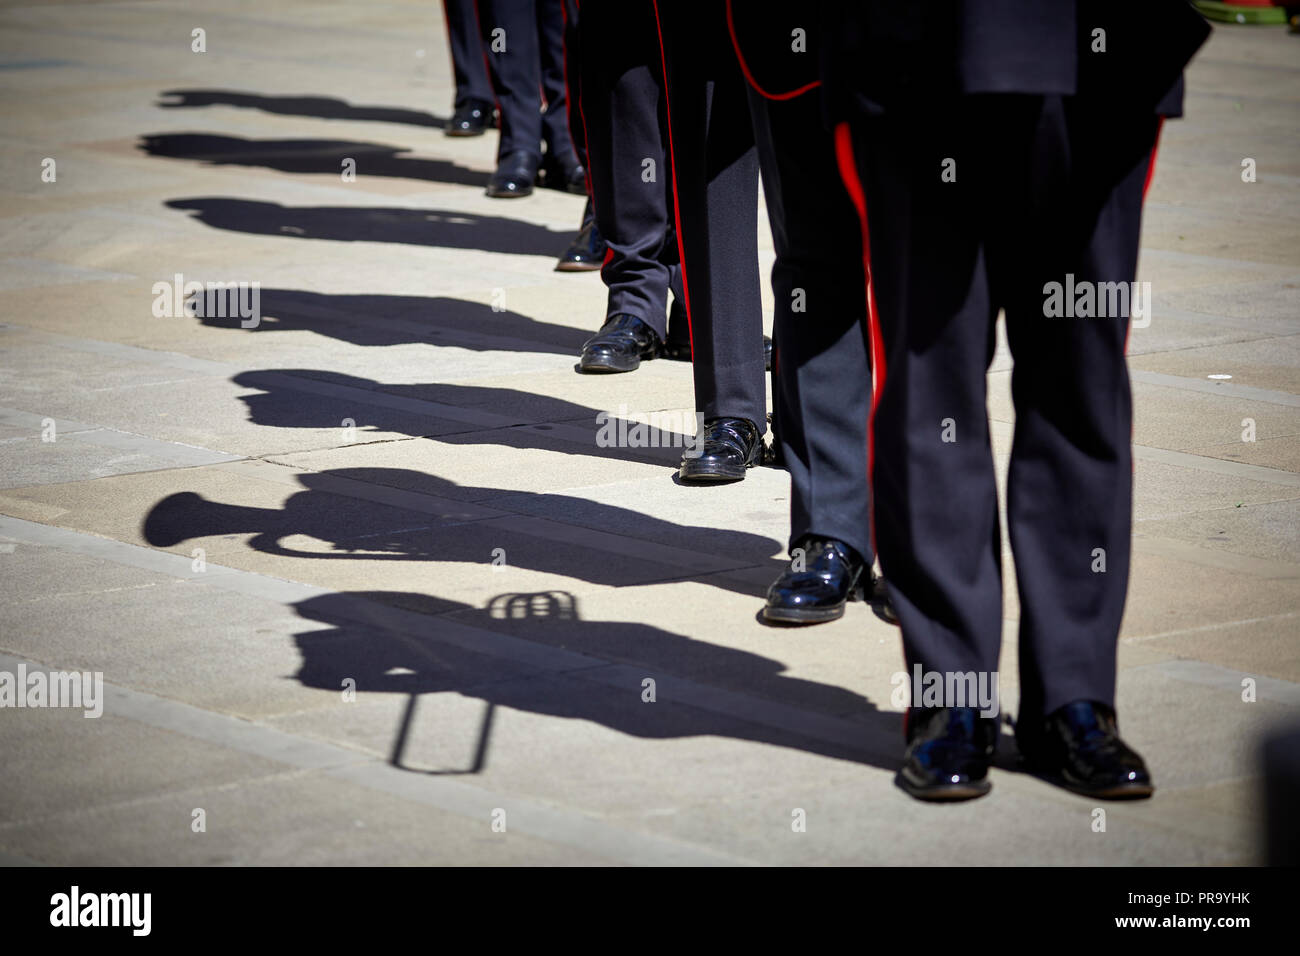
655,0 -> 766,433
477,0 -> 576,165
576,0 -> 683,338
443,0 -> 493,108
848,95 -> 1159,720
748,86 -> 873,561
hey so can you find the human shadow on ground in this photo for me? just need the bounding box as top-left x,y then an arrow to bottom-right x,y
157,89 -> 449,129
188,289 -> 587,356
164,197 -> 570,257
290,588 -> 903,774
230,369 -> 697,467
142,467 -> 784,596
141,132 -> 486,187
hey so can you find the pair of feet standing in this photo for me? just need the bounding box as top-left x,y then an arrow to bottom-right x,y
446,98 -> 585,198
759,536 -> 1153,803
757,537 -> 1153,803
759,535 -> 1159,806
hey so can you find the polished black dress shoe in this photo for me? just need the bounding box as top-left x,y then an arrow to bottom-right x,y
556,202 -> 606,272
1018,700 -> 1154,799
578,314 -> 663,373
679,417 -> 763,483
897,706 -> 997,801
541,156 -> 587,195
446,99 -> 494,136
763,537 -> 871,625
486,150 -> 540,198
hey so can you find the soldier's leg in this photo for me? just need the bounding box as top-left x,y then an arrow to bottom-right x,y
537,0 -> 579,179
846,110 -> 1005,687
749,86 -> 871,561
1000,98 -> 1160,725
442,0 -> 493,109
578,0 -> 672,339
478,0 -> 543,176
655,0 -> 766,436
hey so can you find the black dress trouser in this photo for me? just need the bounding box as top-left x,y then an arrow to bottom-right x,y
562,0 -> 583,170
654,0 -> 766,433
748,87 -> 872,560
442,0 -> 493,108
477,0 -> 576,165
847,95 -> 1159,721
576,1 -> 680,338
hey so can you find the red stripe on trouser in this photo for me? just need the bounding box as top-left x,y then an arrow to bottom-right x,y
651,0 -> 694,360
831,116 -> 1162,521
1126,117 -> 1164,356
1141,117 -> 1164,203
470,0 -> 503,117
571,24 -> 612,284
837,114 -> 1163,740
562,1 -> 589,196
832,122 -> 885,558
834,121 -> 898,732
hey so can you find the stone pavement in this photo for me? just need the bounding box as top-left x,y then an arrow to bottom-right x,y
0,2 -> 1296,865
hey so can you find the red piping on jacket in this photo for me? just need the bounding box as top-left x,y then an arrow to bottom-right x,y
725,0 -> 821,101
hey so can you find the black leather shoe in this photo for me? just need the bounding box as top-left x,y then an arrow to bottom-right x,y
541,156 -> 587,195
486,150 -> 540,198
446,99 -> 494,137
897,706 -> 997,801
578,314 -> 663,373
1018,700 -> 1154,799
763,537 -> 870,625
679,417 -> 763,483
556,202 -> 606,272
764,335 -> 773,372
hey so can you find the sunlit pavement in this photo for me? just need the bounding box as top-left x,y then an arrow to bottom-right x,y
0,2 -> 1296,864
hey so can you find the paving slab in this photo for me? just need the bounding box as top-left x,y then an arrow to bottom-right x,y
0,3 -> 1296,866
